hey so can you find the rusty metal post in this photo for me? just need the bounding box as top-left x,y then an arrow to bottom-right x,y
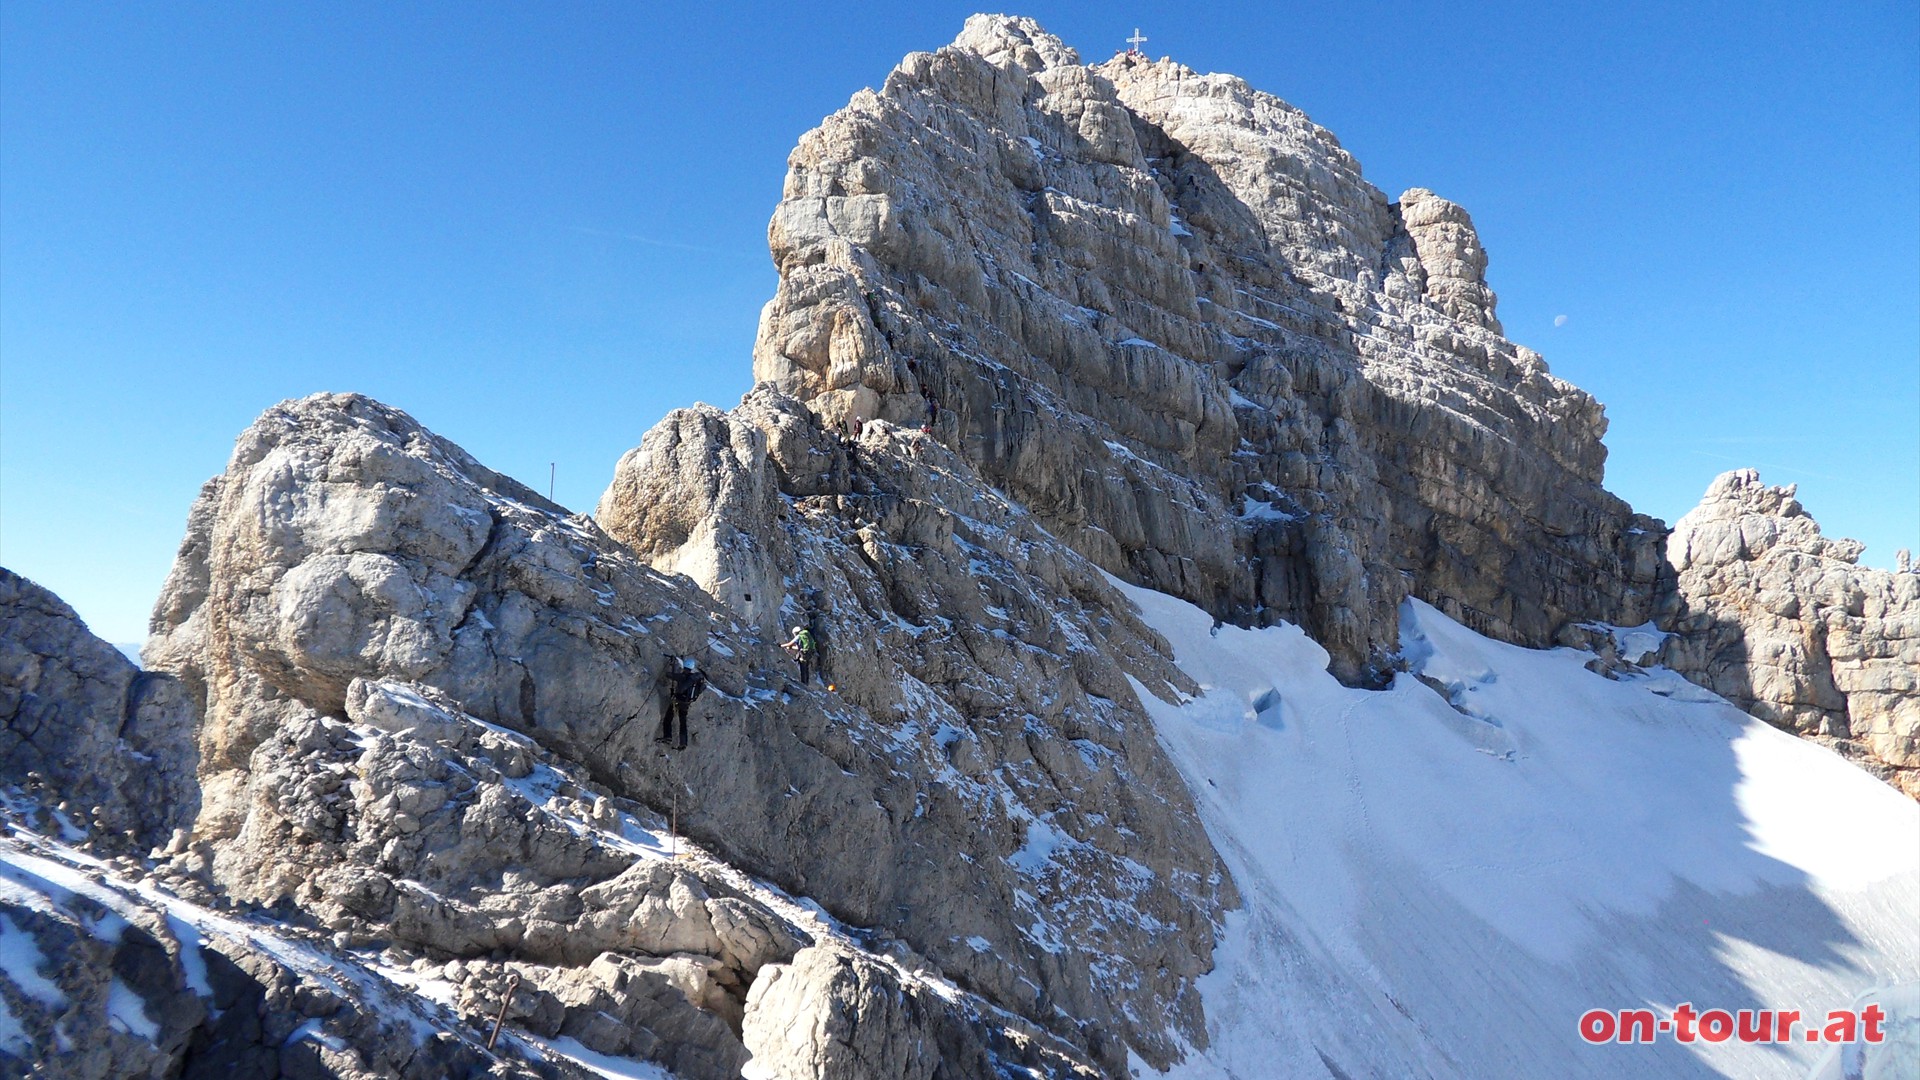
486,972 -> 521,1051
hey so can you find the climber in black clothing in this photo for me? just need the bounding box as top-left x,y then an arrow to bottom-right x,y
658,657 -> 707,750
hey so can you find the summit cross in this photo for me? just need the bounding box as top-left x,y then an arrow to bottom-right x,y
1127,28 -> 1148,53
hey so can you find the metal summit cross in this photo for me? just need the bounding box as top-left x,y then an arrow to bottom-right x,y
1127,28 -> 1148,53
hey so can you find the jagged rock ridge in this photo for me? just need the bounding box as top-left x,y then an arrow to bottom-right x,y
753,14 -> 1669,682
1658,470 -> 1919,797
139,391 -> 1229,1075
1,568 -> 198,854
0,570 -> 1082,1079
1,567 -> 578,1079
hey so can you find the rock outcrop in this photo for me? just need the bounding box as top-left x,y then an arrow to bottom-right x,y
739,944 -> 1085,1080
1660,470 -> 1920,796
146,390 -> 1229,1074
752,14 -> 1668,682
0,820 -> 600,1080
0,570 -> 578,1079
0,567 -> 198,854
597,385 -> 1238,1068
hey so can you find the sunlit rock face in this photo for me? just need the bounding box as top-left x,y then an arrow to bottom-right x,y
146,389 -> 1228,1074
1660,469 -> 1920,797
751,13 -> 1668,683
40,13 -> 1913,1080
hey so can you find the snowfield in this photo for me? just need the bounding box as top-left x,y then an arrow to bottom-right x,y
1117,582 -> 1920,1079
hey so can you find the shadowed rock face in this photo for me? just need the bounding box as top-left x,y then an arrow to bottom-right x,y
1659,470 -> 1920,797
147,389 -> 1230,1073
0,567 -> 199,853
751,14 -> 1669,682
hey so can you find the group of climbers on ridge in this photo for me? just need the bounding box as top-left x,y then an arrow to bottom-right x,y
844,372 -> 944,445
654,623 -> 819,752
652,389 -> 907,751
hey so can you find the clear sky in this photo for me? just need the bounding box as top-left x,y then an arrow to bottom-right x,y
3,2 -> 1915,645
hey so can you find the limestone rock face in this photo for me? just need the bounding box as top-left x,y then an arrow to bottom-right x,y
149,390 -> 1229,1074
598,386 -> 1235,1069
1660,470 -> 1920,796
752,14 -> 1667,681
40,14 -> 1906,1078
739,944 -> 1098,1080
179,670 -> 785,1080
0,816 -> 581,1079
0,567 -> 198,853
1397,188 -> 1502,334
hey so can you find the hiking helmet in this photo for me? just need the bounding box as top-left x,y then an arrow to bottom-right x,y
792,626 -> 804,635
682,657 -> 696,670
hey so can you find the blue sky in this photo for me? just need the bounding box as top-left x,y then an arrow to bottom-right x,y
3,2 -> 1914,644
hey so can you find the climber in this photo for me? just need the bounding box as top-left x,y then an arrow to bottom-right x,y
657,657 -> 707,750
783,625 -> 818,685
921,390 -> 940,434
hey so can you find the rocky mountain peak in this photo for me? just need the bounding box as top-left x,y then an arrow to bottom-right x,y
5,14 -> 1916,1080
756,13 -> 1662,683
951,13 -> 1080,73
1671,467 -> 1857,564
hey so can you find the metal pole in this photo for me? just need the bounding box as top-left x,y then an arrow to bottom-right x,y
486,972 -> 521,1051
548,462 -> 555,501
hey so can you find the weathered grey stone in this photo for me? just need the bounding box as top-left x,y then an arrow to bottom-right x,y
741,947 -> 966,1080
597,386 -> 1233,1070
0,829 -> 573,1080
148,389 -> 1220,1072
1659,470 -> 1920,796
1397,187 -> 1502,334
0,567 -> 199,854
751,14 -> 1668,683
740,945 -> 1100,1080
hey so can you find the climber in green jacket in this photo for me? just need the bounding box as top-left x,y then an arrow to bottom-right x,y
783,626 -> 818,685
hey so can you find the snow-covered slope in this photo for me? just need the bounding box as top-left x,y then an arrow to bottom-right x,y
1118,581 -> 1920,1079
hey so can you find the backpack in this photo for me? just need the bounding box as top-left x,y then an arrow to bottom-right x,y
671,669 -> 707,702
